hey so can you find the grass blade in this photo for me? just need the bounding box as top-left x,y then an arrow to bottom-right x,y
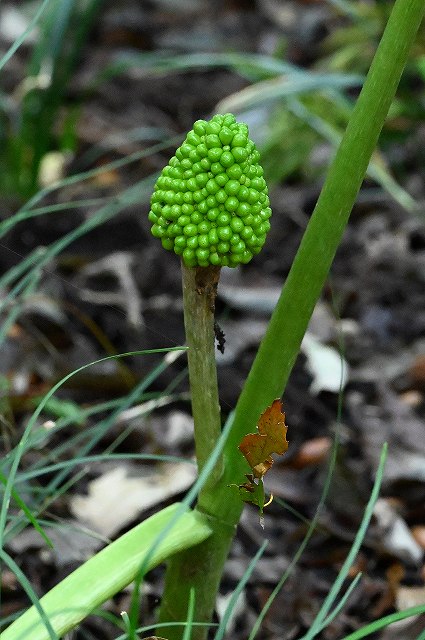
0,0 -> 52,72
299,444 -> 388,640
0,348 -> 185,547
214,540 -> 268,640
0,471 -> 53,548
247,423 -> 340,640
0,549 -> 58,640
341,605 -> 425,640
182,588 -> 196,640
318,572 -> 363,631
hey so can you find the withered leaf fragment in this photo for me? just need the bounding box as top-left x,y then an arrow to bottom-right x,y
232,399 -> 289,523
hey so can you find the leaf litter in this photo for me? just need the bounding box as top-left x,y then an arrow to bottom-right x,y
1,0 -> 425,638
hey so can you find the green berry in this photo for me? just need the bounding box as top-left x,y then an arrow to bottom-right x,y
207,208 -> 220,221
232,147 -> 248,163
186,132 -> 201,146
177,215 -> 190,227
241,225 -> 253,240
192,162 -> 203,175
197,200 -> 209,215
220,151 -> 234,168
227,164 -> 242,180
193,190 -> 204,203
225,197 -> 239,212
232,241 -> 246,254
217,212 -> 231,226
148,113 -> 271,267
237,202 -> 251,217
224,180 -> 240,196
230,217 -> 244,233
208,147 -> 222,162
216,189 -> 227,204
210,162 -> 224,175
219,127 -> 234,145
218,226 -> 232,241
198,220 -> 211,234
217,241 -> 230,254
162,237 -> 173,250
187,236 -> 199,249
182,203 -> 194,215
208,228 -> 219,245
205,121 -> 221,135
191,212 -> 203,224
175,235 -> 186,249
206,178 -> 219,194
198,234 -> 210,249
215,173 -> 228,187
196,248 -> 210,261
196,173 -> 209,187
193,120 -> 207,136
197,144 -> 208,157
205,134 -> 221,149
231,133 -> 247,148
184,224 -> 197,237
206,195 -> 217,208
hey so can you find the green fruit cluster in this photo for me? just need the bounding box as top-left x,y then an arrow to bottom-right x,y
148,113 -> 271,267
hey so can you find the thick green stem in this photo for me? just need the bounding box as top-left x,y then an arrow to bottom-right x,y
159,518 -> 235,639
159,2 -> 425,637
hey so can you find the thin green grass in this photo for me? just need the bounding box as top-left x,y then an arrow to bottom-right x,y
0,471 -> 53,548
214,540 -> 268,640
341,605 -> 425,640
247,412 -> 341,640
115,621 -> 216,640
0,349 -> 185,537
14,454 -> 194,484
1,351 -> 186,547
1,411 -> 235,640
0,0 -> 102,195
0,549 -> 58,640
0,0 -> 52,73
181,588 -> 196,640
0,175 -> 155,299
300,444 -> 388,640
0,268 -> 42,345
124,411 -> 237,636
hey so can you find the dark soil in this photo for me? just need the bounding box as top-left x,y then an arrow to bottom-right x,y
1,1 -> 425,639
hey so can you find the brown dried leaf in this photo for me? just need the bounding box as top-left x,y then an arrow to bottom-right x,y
239,399 -> 288,479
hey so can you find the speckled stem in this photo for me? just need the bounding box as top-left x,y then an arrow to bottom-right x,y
157,263 -> 227,640
180,262 -> 223,500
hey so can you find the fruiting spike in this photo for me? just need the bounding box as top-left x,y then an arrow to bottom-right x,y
148,113 -> 271,268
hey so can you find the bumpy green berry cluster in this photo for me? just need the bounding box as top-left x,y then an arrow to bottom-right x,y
148,113 -> 271,268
